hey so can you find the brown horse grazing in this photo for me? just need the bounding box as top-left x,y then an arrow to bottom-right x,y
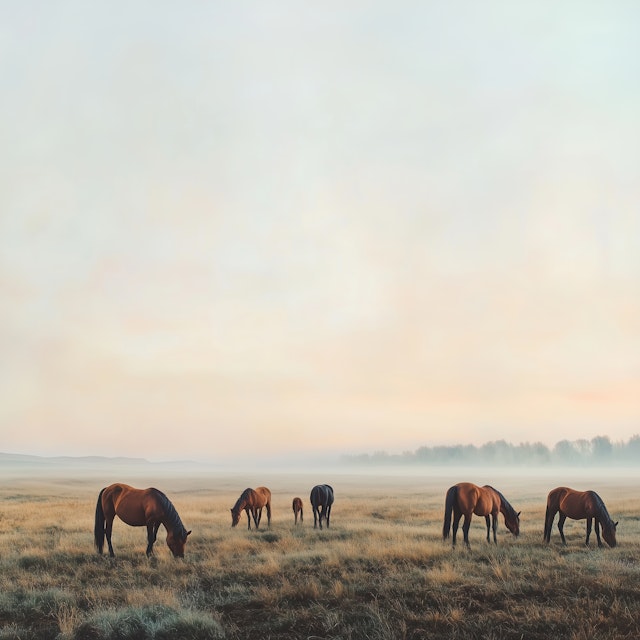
94,483 -> 191,558
443,482 -> 520,548
544,487 -> 618,548
292,497 -> 303,524
310,484 -> 334,529
231,487 -> 272,529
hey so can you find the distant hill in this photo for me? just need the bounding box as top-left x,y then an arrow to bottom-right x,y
0,452 -> 152,467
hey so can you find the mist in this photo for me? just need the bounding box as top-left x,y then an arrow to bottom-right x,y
341,435 -> 640,469
3,434 -> 639,485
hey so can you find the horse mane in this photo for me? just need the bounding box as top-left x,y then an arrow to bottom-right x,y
487,486 -> 518,520
232,488 -> 253,513
152,489 -> 188,538
590,491 -> 613,526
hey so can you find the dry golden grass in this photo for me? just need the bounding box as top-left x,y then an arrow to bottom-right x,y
0,469 -> 639,639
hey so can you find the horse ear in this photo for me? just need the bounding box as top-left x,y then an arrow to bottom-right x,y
185,530 -> 192,539
614,521 -> 618,528
517,511 -> 521,517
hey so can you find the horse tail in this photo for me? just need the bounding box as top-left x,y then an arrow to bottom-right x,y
310,486 -> 318,509
543,504 -> 550,541
543,493 -> 558,542
94,488 -> 106,554
443,485 -> 457,540
543,488 -> 561,542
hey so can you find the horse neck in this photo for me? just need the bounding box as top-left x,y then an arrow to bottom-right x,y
233,493 -> 249,513
495,490 -> 515,519
154,490 -> 186,537
591,492 -> 612,524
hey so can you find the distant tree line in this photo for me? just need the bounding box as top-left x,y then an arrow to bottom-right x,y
342,435 -> 640,467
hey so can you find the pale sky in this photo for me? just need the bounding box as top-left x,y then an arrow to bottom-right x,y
1,2 -> 639,462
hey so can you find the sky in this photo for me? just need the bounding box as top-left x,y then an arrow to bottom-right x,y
1,2 -> 639,463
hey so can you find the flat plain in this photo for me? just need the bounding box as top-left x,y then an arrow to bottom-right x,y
1,466 -> 639,639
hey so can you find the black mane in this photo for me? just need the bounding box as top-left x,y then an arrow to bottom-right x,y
590,491 -> 614,526
153,489 -> 188,538
487,485 -> 518,520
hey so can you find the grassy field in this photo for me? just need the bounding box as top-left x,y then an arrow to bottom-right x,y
1,468 -> 639,639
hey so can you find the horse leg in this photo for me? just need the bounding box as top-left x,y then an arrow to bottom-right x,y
585,517 -> 592,546
484,515 -> 491,543
492,513 -> 498,544
313,506 -> 318,529
246,507 -> 252,530
557,513 -> 567,545
256,507 -> 262,529
462,514 -> 472,548
318,506 -> 324,530
325,503 -> 331,528
266,502 -> 272,528
594,519 -> 603,548
146,524 -> 156,556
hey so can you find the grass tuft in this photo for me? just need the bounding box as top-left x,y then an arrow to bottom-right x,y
73,605 -> 225,640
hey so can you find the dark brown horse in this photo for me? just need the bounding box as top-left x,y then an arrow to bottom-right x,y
292,497 -> 303,524
443,482 -> 520,547
94,483 -> 191,558
310,484 -> 334,529
231,487 -> 272,529
544,486 -> 618,548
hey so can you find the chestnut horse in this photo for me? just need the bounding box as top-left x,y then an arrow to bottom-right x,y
544,487 -> 618,548
310,484 -> 334,529
292,497 -> 303,524
94,483 -> 191,558
230,487 -> 271,529
443,482 -> 520,547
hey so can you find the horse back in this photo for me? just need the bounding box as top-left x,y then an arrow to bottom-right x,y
549,487 -> 596,520
562,489 -> 599,519
254,486 -> 271,507
479,485 -> 503,515
103,483 -> 159,526
310,484 -> 333,507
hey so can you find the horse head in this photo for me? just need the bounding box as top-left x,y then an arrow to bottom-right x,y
230,507 -> 241,527
505,510 -> 521,537
602,520 -> 618,548
166,529 -> 191,558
